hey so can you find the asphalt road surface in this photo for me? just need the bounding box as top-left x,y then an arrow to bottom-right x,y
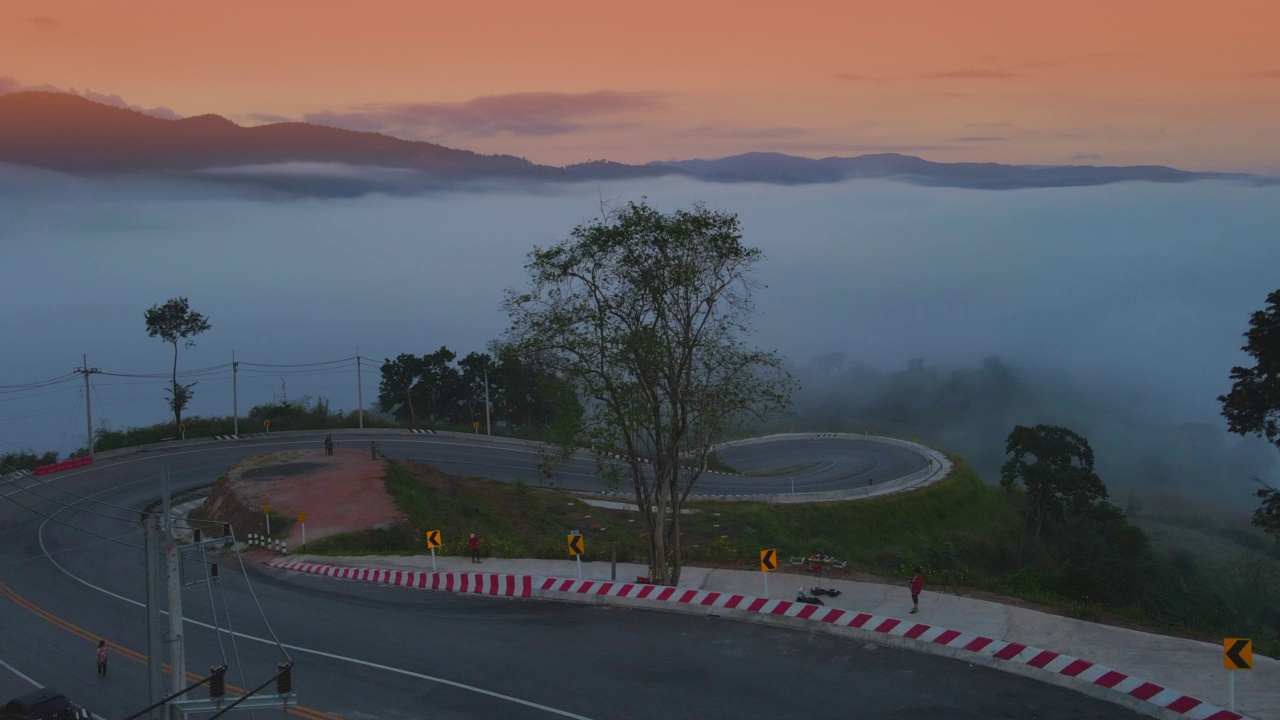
0,433 -> 1143,719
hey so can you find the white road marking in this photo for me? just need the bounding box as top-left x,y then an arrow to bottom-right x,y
31,476 -> 597,720
0,657 -> 107,720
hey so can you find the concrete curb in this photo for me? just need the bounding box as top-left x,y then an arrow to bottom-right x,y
267,558 -> 1253,720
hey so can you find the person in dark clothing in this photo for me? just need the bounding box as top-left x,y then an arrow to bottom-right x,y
96,640 -> 108,677
370,441 -> 380,460
469,533 -> 481,563
324,435 -> 334,456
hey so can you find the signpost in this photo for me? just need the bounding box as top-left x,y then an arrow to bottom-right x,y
1224,638 -> 1252,711
179,424 -> 185,440
425,530 -> 442,571
263,502 -> 270,536
298,510 -> 307,548
759,548 -> 777,597
568,531 -> 584,579
264,419 -> 271,433
473,421 -> 479,433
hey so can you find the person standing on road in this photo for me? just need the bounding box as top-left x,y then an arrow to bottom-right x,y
370,441 -> 380,460
324,435 -> 333,456
469,533 -> 481,563
909,567 -> 924,614
96,640 -> 108,677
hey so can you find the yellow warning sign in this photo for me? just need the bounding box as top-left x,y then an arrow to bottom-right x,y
1224,638 -> 1252,670
760,548 -> 777,572
567,534 -> 584,556
426,530 -> 442,549
298,510 -> 306,523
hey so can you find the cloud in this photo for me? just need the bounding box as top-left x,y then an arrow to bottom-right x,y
682,125 -> 806,139
924,69 -> 1020,79
955,136 -> 1007,142
1018,53 -> 1132,69
302,90 -> 665,140
0,73 -> 180,120
79,90 -> 181,120
1248,69 -> 1280,79
30,16 -> 60,29
1073,153 -> 1104,161
834,73 -> 889,82
243,113 -> 294,124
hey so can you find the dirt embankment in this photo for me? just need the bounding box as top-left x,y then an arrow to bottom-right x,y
195,448 -> 401,547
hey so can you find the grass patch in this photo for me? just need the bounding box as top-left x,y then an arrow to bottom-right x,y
306,457 -> 1017,582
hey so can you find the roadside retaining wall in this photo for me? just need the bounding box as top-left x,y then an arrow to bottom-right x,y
267,558 -> 1252,720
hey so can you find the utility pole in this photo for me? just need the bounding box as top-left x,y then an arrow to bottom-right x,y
483,363 -> 491,436
75,354 -> 100,459
232,351 -> 239,435
356,348 -> 364,429
163,467 -> 185,720
143,515 -> 164,720
279,377 -> 288,405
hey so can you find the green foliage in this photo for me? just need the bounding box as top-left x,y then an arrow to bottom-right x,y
502,200 -> 794,584
377,344 -> 580,433
1001,424 -> 1114,553
1253,480 -> 1280,536
1219,288 -> 1280,537
0,449 -> 59,472
1219,288 -> 1280,451
143,296 -> 212,428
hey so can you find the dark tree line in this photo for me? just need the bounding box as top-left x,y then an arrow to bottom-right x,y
377,344 -> 580,433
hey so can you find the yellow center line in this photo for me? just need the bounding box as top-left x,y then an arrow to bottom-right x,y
0,580 -> 344,720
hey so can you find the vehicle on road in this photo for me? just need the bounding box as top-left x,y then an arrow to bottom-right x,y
1,689 -> 90,720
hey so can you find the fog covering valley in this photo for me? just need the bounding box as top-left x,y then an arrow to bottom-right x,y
2,162 -> 1278,514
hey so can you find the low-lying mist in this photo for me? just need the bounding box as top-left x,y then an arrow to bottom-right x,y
2,163 -> 1277,513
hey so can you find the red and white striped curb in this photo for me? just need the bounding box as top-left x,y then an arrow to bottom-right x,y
268,559 -> 1251,720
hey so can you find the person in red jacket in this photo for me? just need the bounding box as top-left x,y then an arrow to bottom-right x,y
469,533 -> 481,563
909,567 -> 924,614
96,640 -> 108,677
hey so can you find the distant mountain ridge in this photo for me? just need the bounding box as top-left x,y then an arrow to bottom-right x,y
647,151 -> 1256,189
0,91 -> 1266,196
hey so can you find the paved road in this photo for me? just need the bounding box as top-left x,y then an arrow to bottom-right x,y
0,433 -> 1142,719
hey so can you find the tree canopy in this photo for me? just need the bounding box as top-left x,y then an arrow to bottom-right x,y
144,297 -> 211,428
1001,424 -> 1112,559
502,201 -> 792,584
1219,288 -> 1280,536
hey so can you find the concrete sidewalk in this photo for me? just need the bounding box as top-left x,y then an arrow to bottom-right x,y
284,552 -> 1277,720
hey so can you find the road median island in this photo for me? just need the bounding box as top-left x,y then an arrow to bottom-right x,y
267,556 -> 1259,720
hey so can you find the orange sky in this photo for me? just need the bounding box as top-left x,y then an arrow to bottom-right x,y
2,0 -> 1278,170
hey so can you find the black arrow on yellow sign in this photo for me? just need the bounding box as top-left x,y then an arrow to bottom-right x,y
760,548 -> 777,572
567,534 -> 584,556
425,530 -> 441,549
1224,638 -> 1252,670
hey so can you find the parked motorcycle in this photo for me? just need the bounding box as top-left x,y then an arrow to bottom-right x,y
809,586 -> 842,598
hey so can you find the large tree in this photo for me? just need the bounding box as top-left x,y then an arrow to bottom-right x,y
1218,288 -> 1280,536
379,353 -> 425,423
503,201 -> 792,585
144,297 -> 211,428
1001,424 -> 1110,561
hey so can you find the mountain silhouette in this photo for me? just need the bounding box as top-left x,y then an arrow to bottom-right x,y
648,151 -> 1256,189
0,91 -> 1265,195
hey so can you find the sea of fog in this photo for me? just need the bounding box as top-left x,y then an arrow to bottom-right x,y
2,168 -> 1278,502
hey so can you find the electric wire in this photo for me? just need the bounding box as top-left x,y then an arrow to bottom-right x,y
214,558 -> 255,720
229,528 -> 291,662
200,540 -> 229,667
0,487 -> 145,553
0,529 -> 144,569
1,477 -> 142,524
